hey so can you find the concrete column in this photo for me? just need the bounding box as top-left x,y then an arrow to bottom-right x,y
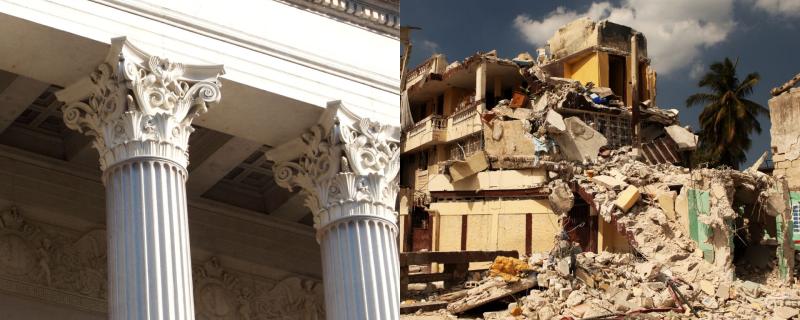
55,37 -> 224,320
475,61 -> 487,112
267,102 -> 401,320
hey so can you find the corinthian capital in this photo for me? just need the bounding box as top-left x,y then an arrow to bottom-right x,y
266,102 -> 400,233
55,37 -> 224,171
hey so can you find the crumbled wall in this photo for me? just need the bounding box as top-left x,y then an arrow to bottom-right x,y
547,18 -> 647,61
770,88 -> 800,190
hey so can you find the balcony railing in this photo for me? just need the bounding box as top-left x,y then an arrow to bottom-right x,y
451,103 -> 479,125
408,114 -> 446,138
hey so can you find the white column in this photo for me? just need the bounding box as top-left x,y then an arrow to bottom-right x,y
55,37 -> 224,320
267,102 -> 401,320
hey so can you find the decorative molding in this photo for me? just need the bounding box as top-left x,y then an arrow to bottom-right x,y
268,101 -> 400,233
276,0 -> 399,37
0,206 -> 324,318
55,37 -> 224,171
0,206 -> 107,312
89,0 -> 399,93
193,257 -> 324,320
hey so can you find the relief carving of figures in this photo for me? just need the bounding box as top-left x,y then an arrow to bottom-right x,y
0,207 -> 107,299
0,207 -> 325,318
193,257 -> 324,320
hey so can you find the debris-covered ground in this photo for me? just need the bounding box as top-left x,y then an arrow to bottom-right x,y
402,149 -> 800,319
401,52 -> 799,319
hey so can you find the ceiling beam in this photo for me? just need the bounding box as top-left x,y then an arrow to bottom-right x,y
269,193 -> 310,222
0,75 -> 49,134
187,136 -> 262,197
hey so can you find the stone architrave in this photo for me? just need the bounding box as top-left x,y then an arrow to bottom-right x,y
266,102 -> 401,320
55,37 -> 224,320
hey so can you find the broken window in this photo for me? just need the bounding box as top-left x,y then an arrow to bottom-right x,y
792,203 -> 800,234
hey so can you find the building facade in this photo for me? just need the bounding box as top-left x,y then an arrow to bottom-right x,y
0,0 -> 399,319
399,18 -> 695,260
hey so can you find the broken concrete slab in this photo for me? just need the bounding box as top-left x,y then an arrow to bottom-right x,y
545,109 -> 565,133
774,306 -> 800,319
664,125 -> 697,150
656,191 -> 677,220
553,116 -> 608,163
449,152 -> 489,182
592,175 -> 625,190
446,276 -> 537,314
614,185 -> 641,213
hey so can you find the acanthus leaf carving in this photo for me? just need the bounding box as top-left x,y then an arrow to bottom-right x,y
57,38 -> 224,171
269,102 -> 400,233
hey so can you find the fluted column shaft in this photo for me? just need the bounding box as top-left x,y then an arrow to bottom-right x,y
319,212 -> 400,319
105,159 -> 194,320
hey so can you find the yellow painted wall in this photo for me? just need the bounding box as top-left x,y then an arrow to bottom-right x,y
430,199 -> 560,256
597,216 -> 632,253
498,214 -> 527,255
564,53 -> 604,87
466,214 -> 492,251
531,211 -> 561,253
438,215 -> 462,251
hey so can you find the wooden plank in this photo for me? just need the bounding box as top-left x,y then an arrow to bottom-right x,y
400,301 -> 449,315
399,250 -> 519,266
447,277 -> 536,314
525,214 -> 532,256
460,215 -> 468,250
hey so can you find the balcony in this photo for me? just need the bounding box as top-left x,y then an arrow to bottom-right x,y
402,114 -> 447,153
406,54 -> 446,89
446,103 -> 482,142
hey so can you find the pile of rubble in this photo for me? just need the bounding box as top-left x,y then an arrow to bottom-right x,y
404,151 -> 800,319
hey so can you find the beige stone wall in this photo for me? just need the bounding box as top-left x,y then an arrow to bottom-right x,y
430,199 -> 559,256
769,88 -> 800,190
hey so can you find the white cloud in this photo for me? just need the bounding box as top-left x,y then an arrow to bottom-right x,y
689,62 -> 706,80
513,0 -> 735,75
420,40 -> 441,54
751,0 -> 800,17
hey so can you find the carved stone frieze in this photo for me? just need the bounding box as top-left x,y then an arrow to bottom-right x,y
193,257 -> 325,320
55,37 -> 224,171
269,102 -> 400,232
0,207 -> 107,310
0,206 -> 325,318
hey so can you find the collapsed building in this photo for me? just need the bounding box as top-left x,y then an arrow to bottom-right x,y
770,73 -> 800,249
399,18 -> 799,319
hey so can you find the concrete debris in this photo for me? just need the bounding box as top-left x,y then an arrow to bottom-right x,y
592,174 -> 625,190
614,185 -> 640,213
554,117 -> 608,163
774,306 -> 800,319
448,152 -> 489,182
664,124 -> 698,150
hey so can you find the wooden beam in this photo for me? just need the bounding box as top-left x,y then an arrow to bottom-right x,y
187,136 -> 262,197
0,75 -> 49,133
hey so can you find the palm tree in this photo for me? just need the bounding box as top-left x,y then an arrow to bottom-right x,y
686,58 -> 767,169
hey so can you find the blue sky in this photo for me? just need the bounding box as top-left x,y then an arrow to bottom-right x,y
403,0 -> 800,166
